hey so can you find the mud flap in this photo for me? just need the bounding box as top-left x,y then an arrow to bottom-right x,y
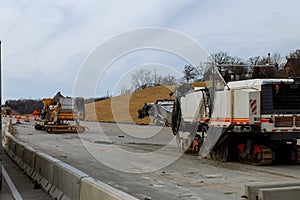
199,127 -> 227,158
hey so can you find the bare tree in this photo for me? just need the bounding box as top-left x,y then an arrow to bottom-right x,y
130,69 -> 179,91
210,52 -> 231,72
228,56 -> 244,65
203,65 -> 213,81
209,52 -> 247,81
119,84 -> 133,95
131,69 -> 153,89
259,56 -> 270,65
247,53 -> 280,78
248,53 -> 281,68
272,52 -> 282,64
286,49 -> 300,59
248,56 -> 261,65
161,74 -> 178,86
155,75 -> 163,85
210,52 -> 231,65
194,62 -> 207,79
259,53 -> 282,65
183,65 -> 197,83
231,57 -> 247,79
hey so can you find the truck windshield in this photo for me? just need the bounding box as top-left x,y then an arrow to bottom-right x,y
273,84 -> 300,111
261,83 -> 300,114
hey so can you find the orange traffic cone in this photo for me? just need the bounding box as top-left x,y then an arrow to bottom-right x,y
16,116 -> 21,124
25,115 -> 30,122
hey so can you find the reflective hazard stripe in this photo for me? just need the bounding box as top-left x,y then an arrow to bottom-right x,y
211,118 -> 250,124
250,99 -> 257,115
261,118 -> 269,123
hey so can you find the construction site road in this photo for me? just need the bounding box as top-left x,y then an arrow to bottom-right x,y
6,118 -> 300,200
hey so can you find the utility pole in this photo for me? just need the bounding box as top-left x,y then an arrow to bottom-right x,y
154,68 -> 157,84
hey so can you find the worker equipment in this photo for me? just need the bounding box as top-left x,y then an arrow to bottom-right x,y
34,92 -> 86,133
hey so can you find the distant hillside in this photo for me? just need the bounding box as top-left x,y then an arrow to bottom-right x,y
85,85 -> 176,124
4,99 -> 43,114
84,96 -> 110,104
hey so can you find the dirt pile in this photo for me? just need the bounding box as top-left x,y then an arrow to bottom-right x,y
85,85 -> 176,124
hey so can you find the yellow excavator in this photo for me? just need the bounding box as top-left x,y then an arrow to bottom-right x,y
34,92 -> 86,133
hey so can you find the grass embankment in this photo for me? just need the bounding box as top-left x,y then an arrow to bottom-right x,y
85,85 -> 176,124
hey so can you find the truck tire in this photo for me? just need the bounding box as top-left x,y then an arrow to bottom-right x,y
77,126 -> 85,133
171,99 -> 182,135
34,124 -> 40,130
46,127 -> 53,133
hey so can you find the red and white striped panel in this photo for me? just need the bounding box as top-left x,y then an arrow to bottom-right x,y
250,99 -> 257,115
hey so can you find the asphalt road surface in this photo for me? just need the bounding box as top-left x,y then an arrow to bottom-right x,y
7,118 -> 300,200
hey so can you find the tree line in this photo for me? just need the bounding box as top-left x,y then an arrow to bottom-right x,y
3,97 -> 112,115
4,99 -> 43,115
121,49 -> 300,94
183,49 -> 300,83
4,49 -> 300,114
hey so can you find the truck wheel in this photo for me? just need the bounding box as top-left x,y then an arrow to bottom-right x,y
34,124 -> 40,130
77,126 -> 85,133
46,127 -> 52,133
171,99 -> 182,135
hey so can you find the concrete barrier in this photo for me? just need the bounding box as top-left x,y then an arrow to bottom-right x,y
22,145 -> 37,177
80,177 -> 138,200
258,186 -> 300,200
8,137 -> 16,157
3,120 -> 139,200
3,132 -> 16,159
2,131 -> 11,154
7,136 -> 37,177
51,161 -> 89,200
13,141 -> 26,170
34,151 -> 61,193
244,181 -> 300,200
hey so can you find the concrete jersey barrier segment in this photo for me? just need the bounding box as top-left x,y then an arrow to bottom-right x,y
80,177 -> 138,200
258,186 -> 300,200
244,181 -> 300,200
2,121 -> 139,200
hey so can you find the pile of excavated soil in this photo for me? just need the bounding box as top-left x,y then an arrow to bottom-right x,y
85,85 -> 176,124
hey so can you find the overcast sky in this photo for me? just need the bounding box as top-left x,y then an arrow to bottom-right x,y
1,0 -> 300,101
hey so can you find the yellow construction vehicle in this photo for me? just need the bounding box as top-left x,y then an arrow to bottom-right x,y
34,92 -> 86,133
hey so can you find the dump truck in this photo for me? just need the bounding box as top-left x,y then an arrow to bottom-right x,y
34,92 -> 86,133
172,79 -> 300,165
